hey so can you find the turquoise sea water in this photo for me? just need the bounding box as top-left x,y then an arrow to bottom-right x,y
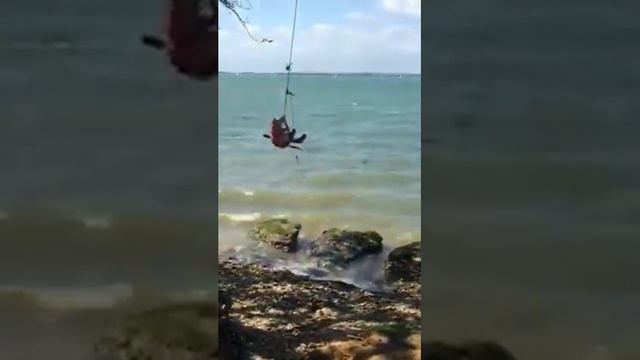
219,73 -> 421,250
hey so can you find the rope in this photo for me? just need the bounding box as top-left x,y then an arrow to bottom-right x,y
290,94 -> 295,126
283,0 -> 299,125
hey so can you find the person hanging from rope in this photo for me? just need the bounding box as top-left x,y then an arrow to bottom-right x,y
141,0 -> 217,81
262,0 -> 306,151
263,115 -> 306,150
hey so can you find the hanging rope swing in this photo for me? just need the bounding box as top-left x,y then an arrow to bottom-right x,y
263,0 -> 307,154
283,0 -> 299,125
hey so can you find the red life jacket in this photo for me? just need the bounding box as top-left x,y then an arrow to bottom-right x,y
165,0 -> 217,80
270,118 -> 291,148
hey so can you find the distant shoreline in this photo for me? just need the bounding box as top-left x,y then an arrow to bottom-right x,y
219,71 -> 421,76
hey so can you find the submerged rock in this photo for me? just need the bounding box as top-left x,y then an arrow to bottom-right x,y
385,241 -> 421,283
425,341 -> 517,360
307,228 -> 384,268
248,218 -> 301,252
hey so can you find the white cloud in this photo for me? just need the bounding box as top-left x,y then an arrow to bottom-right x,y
219,20 -> 420,73
311,24 -> 336,33
244,23 -> 262,33
345,11 -> 374,21
379,0 -> 421,17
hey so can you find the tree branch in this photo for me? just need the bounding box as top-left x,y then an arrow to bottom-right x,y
219,0 -> 273,43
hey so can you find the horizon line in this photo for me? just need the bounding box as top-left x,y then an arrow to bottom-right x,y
219,71 -> 421,75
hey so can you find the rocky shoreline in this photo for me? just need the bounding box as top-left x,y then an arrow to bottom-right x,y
94,219 -> 517,359
244,219 -> 421,282
218,258 -> 420,359
225,219 -> 423,358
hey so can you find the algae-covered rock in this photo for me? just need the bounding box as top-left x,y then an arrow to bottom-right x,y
94,301 -> 217,360
249,218 -> 301,252
385,241 -> 421,283
307,228 -> 383,268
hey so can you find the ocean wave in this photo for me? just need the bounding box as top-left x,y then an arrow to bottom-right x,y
3,40 -> 111,52
0,210 -> 217,285
303,171 -> 420,189
309,112 -> 339,118
219,212 -> 338,229
218,212 -> 262,222
219,188 -> 354,206
5,41 -> 72,51
380,110 -> 403,117
219,209 -> 421,252
218,188 -> 420,215
0,210 -> 213,239
219,234 -> 418,291
223,251 -> 388,291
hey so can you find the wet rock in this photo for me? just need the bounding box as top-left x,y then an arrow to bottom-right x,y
307,228 -> 384,268
425,341 -> 517,360
248,219 -> 301,252
385,241 -> 421,283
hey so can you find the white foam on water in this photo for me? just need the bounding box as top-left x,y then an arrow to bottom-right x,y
219,212 -> 262,222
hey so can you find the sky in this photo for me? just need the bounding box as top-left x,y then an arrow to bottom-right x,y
218,0 -> 421,74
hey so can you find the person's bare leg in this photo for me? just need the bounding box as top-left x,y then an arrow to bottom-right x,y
292,134 -> 307,144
